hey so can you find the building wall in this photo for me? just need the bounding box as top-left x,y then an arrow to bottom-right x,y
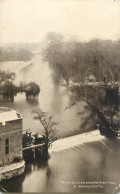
0,119 -> 22,166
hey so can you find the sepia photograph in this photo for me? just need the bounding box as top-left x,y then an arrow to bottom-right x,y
0,0 -> 120,193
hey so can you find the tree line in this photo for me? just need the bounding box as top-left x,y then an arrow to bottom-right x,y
42,32 -> 120,84
0,47 -> 34,62
41,32 -> 120,140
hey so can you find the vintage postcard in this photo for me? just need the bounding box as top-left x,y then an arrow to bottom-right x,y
0,0 -> 120,193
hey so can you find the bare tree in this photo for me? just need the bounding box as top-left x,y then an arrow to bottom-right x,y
32,109 -> 58,157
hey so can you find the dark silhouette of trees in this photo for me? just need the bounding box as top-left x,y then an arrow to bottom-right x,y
0,73 -> 40,101
2,82 -> 18,101
69,83 -> 119,138
25,82 -> 40,100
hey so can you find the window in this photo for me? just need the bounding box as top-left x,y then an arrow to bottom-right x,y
5,138 -> 9,154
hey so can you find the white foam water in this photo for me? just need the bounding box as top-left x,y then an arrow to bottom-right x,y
49,130 -> 105,153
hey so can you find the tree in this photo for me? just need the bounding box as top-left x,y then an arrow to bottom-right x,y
42,32 -> 69,84
46,32 -> 64,45
69,82 -> 119,139
42,37 -> 120,84
25,82 -> 40,100
2,81 -> 18,101
32,109 -> 58,158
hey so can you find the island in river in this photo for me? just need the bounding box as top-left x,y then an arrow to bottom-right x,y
0,70 -> 40,102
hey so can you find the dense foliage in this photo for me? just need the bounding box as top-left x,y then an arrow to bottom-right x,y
0,72 -> 40,101
25,82 -> 40,99
42,33 -> 120,84
42,33 -> 120,138
70,83 -> 119,138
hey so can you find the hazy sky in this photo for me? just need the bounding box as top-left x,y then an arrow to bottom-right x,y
0,0 -> 120,43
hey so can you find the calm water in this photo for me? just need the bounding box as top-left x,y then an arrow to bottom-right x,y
0,55 -> 120,193
0,55 -> 82,137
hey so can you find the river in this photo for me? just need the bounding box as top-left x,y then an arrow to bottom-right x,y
0,55 -> 120,193
0,55 -> 82,137
1,133 -> 120,193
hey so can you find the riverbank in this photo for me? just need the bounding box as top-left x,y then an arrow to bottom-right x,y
0,160 -> 25,182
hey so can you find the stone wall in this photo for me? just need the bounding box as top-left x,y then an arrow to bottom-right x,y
0,160 -> 25,181
0,119 -> 22,133
0,119 -> 22,166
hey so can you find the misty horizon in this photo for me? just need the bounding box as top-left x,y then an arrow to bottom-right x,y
0,0 -> 120,44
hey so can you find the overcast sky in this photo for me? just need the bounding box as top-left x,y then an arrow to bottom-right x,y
0,0 -> 120,43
